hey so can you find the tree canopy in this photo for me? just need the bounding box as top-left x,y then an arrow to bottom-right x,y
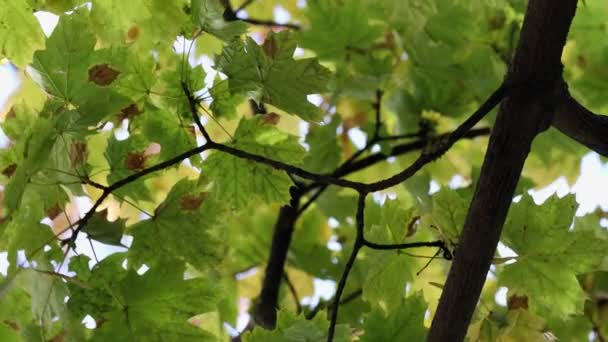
0,0 -> 607,341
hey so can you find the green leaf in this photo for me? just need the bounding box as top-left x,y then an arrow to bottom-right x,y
568,1 -> 608,111
1,1 -> 605,340
216,31 -> 331,121
244,311 -> 350,342
365,198 -> 415,244
361,251 -> 413,313
67,255 -> 121,320
203,116 -> 305,208
0,281 -> 30,341
290,208 -> 337,278
30,14 -> 96,101
134,107 -> 199,163
498,310 -> 549,341
16,262 -> 84,339
129,179 -> 224,270
298,0 -> 383,59
30,14 -> 130,125
303,115 -> 342,173
425,2 -> 480,47
499,194 -> 608,317
359,199 -> 417,312
190,0 -> 248,41
82,209 -> 126,246
315,186 -> 358,221
93,46 -> 156,102
0,0 -> 45,67
90,0 -> 188,46
525,128 -> 587,186
89,259 -> 219,341
546,315 -> 594,342
149,61 -> 206,115
209,77 -> 245,119
420,188 -> 471,246
104,134 -> 153,201
361,292 -> 428,341
468,310 -> 548,342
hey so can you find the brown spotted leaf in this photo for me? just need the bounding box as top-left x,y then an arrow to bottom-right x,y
119,103 -> 140,121
2,164 -> 17,178
6,107 -> 16,119
69,141 -> 88,167
125,152 -> 146,172
508,294 -> 529,310
127,25 -> 140,42
88,64 -> 120,86
45,204 -> 63,220
180,192 -> 207,211
261,112 -> 281,125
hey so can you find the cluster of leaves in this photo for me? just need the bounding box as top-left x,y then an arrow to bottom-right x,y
0,0 -> 607,341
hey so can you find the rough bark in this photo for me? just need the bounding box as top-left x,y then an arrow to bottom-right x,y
427,1 -> 578,341
553,95 -> 608,157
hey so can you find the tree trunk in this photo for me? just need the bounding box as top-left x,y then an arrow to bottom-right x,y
427,1 -> 578,341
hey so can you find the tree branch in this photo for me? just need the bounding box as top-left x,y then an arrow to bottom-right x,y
252,90 -> 383,329
182,81 -> 212,142
364,84 -> 505,192
238,18 -> 300,30
211,83 -> 503,194
553,92 -> 608,157
332,127 -> 491,179
327,193 -> 366,342
252,191 -> 301,329
362,239 -> 452,260
222,1 -> 300,30
65,144 -> 211,247
209,142 -> 367,190
249,88 -> 495,332
428,1 -> 578,341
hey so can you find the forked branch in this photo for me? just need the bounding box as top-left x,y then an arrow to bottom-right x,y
553,92 -> 608,157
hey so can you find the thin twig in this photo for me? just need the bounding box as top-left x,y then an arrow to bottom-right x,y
296,185 -> 327,215
214,84 -> 504,194
27,268 -> 91,289
339,289 -> 362,305
283,272 -> 302,314
222,1 -> 301,30
364,84 -> 506,192
416,249 -> 442,276
182,81 -> 212,142
239,18 -> 300,30
362,239 -> 452,260
305,289 -> 363,320
327,192 -> 367,342
65,144 -> 211,246
210,142 -> 365,190
372,89 -> 383,139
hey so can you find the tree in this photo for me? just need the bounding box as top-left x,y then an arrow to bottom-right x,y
0,0 -> 607,341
